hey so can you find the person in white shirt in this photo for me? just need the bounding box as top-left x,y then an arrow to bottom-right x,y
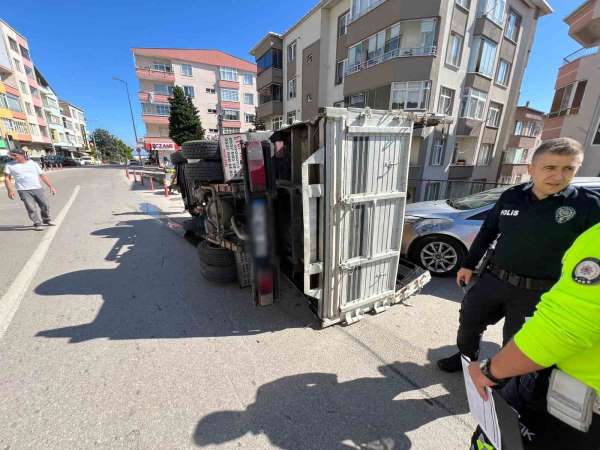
4,148 -> 57,231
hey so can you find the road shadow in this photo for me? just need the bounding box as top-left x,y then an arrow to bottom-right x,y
421,276 -> 463,303
0,225 -> 38,231
194,347 -> 471,450
34,217 -> 317,342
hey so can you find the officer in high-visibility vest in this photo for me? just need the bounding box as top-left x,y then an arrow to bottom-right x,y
468,222 -> 600,448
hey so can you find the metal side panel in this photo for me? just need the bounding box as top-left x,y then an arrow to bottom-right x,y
320,108 -> 414,326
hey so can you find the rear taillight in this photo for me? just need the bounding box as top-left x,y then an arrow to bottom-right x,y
258,269 -> 274,295
246,141 -> 266,192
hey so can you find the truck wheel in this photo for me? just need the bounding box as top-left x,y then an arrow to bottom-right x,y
170,151 -> 186,164
199,260 -> 237,283
184,161 -> 224,183
410,235 -> 466,277
182,140 -> 221,160
197,241 -> 235,267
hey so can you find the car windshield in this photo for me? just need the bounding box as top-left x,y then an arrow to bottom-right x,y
447,185 -> 512,210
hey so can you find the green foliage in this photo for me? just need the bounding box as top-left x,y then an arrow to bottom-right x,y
168,86 -> 204,145
91,128 -> 133,162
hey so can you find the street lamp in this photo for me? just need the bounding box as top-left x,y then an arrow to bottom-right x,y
112,76 -> 141,165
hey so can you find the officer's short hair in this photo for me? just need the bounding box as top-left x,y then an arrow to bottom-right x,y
533,138 -> 583,162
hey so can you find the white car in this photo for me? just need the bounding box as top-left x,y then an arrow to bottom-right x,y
80,156 -> 93,166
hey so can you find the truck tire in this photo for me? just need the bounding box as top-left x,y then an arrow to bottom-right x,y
197,241 -> 235,267
199,260 -> 237,283
170,151 -> 186,164
184,161 -> 224,183
182,140 -> 220,160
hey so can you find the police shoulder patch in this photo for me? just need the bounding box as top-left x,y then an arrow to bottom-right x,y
572,258 -> 600,285
555,206 -> 576,224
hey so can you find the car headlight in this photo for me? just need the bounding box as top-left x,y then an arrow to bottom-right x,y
404,215 -> 424,224
413,218 -> 453,233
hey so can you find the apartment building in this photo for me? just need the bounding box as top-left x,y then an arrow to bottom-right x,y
251,0 -> 552,202
131,48 -> 258,152
497,103 -> 544,184
542,0 -> 600,177
59,100 -> 89,154
0,19 -> 52,158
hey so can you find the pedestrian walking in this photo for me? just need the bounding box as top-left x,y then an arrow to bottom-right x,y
3,148 -> 57,231
437,137 -> 600,372
467,222 -> 600,449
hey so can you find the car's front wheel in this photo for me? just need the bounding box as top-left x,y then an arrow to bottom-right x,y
411,235 -> 466,277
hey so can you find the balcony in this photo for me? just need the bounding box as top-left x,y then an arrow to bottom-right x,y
508,135 -> 537,149
563,46 -> 599,63
257,100 -> 283,118
345,46 -> 436,77
448,164 -> 475,179
138,91 -> 170,103
142,115 -> 169,125
502,149 -> 530,165
222,120 -> 241,128
257,67 -> 283,91
135,67 -> 175,83
566,0 -> 600,47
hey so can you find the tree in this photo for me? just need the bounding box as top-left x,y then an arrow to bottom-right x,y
168,86 -> 204,145
91,128 -> 132,162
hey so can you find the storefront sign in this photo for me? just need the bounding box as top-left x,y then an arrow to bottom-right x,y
151,142 -> 175,150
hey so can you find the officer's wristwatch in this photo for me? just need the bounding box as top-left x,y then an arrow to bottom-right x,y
479,358 -> 505,385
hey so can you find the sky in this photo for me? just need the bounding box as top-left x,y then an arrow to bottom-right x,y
1,0 -> 583,147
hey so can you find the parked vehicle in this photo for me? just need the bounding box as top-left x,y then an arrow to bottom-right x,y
80,156 -> 93,165
402,177 -> 600,276
174,107 -> 450,326
128,159 -> 142,166
62,157 -> 81,167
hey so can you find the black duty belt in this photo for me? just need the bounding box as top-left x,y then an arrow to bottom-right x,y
489,267 -> 557,291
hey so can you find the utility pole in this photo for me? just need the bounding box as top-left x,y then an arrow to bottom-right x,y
112,76 -> 141,164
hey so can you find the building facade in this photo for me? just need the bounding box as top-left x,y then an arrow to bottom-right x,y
497,103 -> 544,184
251,0 -> 552,201
131,48 -> 258,152
59,100 -> 89,154
542,0 -> 600,177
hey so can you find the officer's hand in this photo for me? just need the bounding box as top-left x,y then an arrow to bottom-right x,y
468,362 -> 496,400
456,268 -> 473,287
50,186 -> 57,196
8,190 -> 16,200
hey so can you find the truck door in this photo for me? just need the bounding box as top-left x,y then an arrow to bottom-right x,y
302,108 -> 414,326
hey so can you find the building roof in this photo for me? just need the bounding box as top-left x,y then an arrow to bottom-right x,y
132,48 -> 257,73
249,32 -> 282,56
517,104 -> 546,116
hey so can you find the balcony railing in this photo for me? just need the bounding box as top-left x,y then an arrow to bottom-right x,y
345,46 -> 437,76
563,46 -> 598,64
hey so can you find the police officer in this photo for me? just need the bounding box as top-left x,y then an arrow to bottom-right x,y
468,222 -> 600,448
437,137 -> 600,372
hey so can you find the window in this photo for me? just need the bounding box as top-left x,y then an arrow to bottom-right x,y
338,11 -> 350,36
243,93 -> 254,105
351,0 -> 386,20
19,81 -> 28,95
222,127 -> 241,134
30,86 -> 39,98
437,87 -> 455,115
495,59 -> 511,86
456,0 -> 470,9
13,58 -> 23,73
223,109 -> 240,121
446,32 -> 463,67
349,92 -> 365,107
288,78 -> 297,99
208,128 -> 219,133
183,86 -> 195,98
259,84 -> 283,104
221,89 -> 239,102
206,88 -> 216,94
460,88 -> 488,120
207,108 -> 217,114
548,82 -> 582,118
24,102 -> 32,115
478,0 -> 506,25
8,37 -> 18,52
514,121 -> 540,137
593,120 -> 600,145
1,93 -> 23,112
243,73 -> 253,85
24,65 -> 33,77
487,102 -> 503,128
287,111 -> 297,124
29,123 -> 39,136
153,84 -> 173,95
505,9 -> 521,42
20,45 -> 30,60
180,64 -> 192,76
220,67 -> 238,82
570,81 -> 587,115
272,116 -> 283,130
477,144 -> 493,166
256,49 -> 282,73
335,60 -> 345,85
468,37 -> 497,78
306,53 -> 313,64
156,104 -> 170,116
34,106 -> 43,118
152,62 -> 172,72
142,103 -> 170,116
390,81 -> 431,110
245,113 -> 255,123
430,139 -> 445,165
425,182 -> 441,201
287,41 -> 297,62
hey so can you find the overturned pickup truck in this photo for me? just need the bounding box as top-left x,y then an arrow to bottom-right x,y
173,107 -> 447,326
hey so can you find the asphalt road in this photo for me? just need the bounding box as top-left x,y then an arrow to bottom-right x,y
0,167 -> 502,449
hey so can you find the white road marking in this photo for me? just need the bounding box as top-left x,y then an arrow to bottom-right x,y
0,185 -> 80,339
